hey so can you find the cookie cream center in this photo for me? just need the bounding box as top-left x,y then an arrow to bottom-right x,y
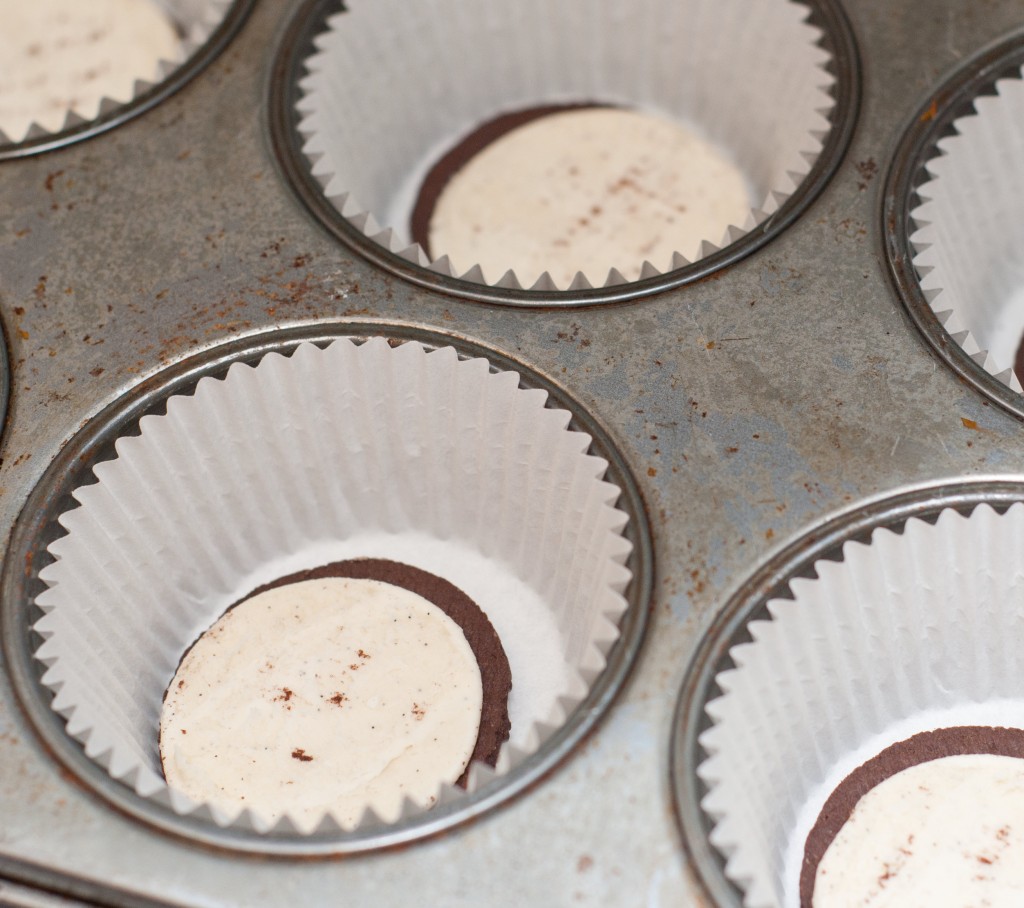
160,577 -> 484,831
814,754 -> 1024,906
427,107 -> 752,287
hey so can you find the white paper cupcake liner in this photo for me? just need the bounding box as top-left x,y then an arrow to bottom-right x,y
910,64 -> 1024,393
31,337 -> 633,835
696,502 -> 1024,908
295,0 -> 835,291
0,0 -> 234,145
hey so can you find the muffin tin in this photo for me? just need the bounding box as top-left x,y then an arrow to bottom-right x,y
3,0 -> 1024,905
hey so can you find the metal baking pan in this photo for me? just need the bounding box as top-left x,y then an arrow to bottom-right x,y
2,0 -> 1024,904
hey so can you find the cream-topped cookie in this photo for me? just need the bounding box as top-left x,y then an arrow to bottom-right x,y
814,753 -> 1024,906
0,0 -> 181,141
423,107 -> 752,287
160,577 -> 485,831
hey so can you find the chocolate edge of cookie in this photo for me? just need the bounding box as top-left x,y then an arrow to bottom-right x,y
800,725 -> 1024,907
409,102 -> 606,258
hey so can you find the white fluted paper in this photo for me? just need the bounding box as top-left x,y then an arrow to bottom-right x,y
697,502 -> 1024,908
296,0 -> 834,291
0,0 -> 234,144
911,66 -> 1024,391
34,337 -> 633,834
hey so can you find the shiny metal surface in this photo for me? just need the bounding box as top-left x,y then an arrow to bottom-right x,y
1,0 -> 1023,905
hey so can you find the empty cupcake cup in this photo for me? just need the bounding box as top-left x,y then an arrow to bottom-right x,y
8,326 -> 650,851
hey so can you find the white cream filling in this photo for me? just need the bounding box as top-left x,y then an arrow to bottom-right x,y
428,107 -> 752,287
814,754 -> 1024,906
0,0 -> 181,140
160,577 -> 484,832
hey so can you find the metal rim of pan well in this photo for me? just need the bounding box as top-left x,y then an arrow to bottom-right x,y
882,28 -> 1024,422
266,0 -> 861,308
669,476 -> 1024,907
0,318 -> 10,449
0,0 -> 256,161
0,321 -> 654,857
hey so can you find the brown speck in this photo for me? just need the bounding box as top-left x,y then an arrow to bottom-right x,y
44,170 -> 64,192
329,693 -> 348,707
855,157 -> 878,191
412,703 -> 426,720
291,749 -> 314,762
180,729 -> 187,735
921,99 -> 938,122
12,307 -> 24,316
274,687 -> 295,704
577,855 -> 593,873
647,467 -> 657,477
357,649 -> 370,659
89,367 -> 104,377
